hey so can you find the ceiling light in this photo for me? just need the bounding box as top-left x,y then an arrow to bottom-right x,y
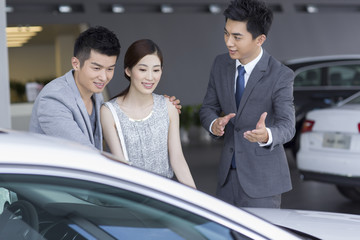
306,5 -> 319,13
58,5 -> 72,13
161,4 -> 174,14
6,26 -> 43,48
7,36 -> 32,42
6,32 -> 37,38
7,40 -> 29,46
6,26 -> 43,33
5,6 -> 14,13
7,42 -> 24,47
112,4 -> 125,13
209,4 -> 221,14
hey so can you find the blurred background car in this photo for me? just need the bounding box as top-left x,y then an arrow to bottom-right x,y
1,129 -> 360,239
297,91 -> 360,202
284,55 -> 360,155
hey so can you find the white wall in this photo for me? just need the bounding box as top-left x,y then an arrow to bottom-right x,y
0,1 -> 10,128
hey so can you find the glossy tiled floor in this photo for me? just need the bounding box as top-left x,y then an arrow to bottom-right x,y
183,140 -> 360,215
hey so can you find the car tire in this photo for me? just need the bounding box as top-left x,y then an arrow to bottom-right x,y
337,186 -> 360,201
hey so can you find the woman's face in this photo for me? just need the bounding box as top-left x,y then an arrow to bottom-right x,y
126,54 -> 162,95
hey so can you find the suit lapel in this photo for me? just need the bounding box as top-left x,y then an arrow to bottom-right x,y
65,71 -> 95,145
236,51 -> 270,118
226,59 -> 238,114
76,97 -> 94,144
93,93 -> 104,150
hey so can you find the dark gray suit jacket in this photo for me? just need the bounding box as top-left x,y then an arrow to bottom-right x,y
200,50 -> 295,198
29,70 -> 103,150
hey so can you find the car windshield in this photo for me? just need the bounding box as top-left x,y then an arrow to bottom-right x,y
344,95 -> 360,105
0,174 -> 244,240
337,92 -> 360,106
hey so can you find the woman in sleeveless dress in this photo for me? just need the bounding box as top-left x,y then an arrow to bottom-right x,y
101,39 -> 196,188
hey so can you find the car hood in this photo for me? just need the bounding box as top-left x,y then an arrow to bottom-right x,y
245,208 -> 360,240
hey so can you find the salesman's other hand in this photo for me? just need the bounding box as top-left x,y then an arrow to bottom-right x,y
212,113 -> 236,136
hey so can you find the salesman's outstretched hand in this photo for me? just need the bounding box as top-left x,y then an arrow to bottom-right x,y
244,112 -> 269,143
212,113 -> 236,136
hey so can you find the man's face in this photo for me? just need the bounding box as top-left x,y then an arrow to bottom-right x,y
224,19 -> 264,65
72,50 -> 117,97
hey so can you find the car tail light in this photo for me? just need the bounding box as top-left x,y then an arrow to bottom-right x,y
358,123 -> 360,133
301,119 -> 315,133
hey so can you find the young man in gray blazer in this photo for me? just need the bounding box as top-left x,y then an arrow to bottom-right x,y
29,26 -> 121,150
200,0 -> 295,208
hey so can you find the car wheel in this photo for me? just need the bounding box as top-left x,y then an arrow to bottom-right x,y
337,186 -> 360,201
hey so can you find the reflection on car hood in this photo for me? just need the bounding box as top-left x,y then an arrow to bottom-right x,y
245,208 -> 360,240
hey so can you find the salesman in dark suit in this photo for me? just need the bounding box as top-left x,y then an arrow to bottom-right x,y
199,0 -> 295,208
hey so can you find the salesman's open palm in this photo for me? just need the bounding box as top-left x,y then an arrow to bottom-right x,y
244,112 -> 269,143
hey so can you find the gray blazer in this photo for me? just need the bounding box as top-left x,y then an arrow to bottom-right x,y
200,51 -> 295,198
29,70 -> 103,150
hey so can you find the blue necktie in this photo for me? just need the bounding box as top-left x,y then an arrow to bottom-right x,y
232,65 -> 245,169
235,65 -> 246,108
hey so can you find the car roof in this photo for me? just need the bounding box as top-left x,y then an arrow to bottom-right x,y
0,129 -> 299,240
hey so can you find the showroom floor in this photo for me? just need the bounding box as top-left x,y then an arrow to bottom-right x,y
183,140 -> 360,215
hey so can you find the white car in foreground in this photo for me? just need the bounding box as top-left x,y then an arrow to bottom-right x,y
0,129 -> 360,240
297,91 -> 360,201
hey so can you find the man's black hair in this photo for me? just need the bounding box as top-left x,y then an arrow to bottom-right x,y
73,26 -> 121,66
224,0 -> 273,39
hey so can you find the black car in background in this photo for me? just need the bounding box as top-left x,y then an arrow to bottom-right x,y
284,55 -> 360,155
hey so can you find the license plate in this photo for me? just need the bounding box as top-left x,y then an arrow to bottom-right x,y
322,133 -> 351,149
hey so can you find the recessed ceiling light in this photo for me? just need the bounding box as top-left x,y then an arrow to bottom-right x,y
209,4 -> 221,14
58,5 -> 72,13
5,6 -> 14,13
306,5 -> 319,13
112,4 -> 125,13
161,4 -> 174,14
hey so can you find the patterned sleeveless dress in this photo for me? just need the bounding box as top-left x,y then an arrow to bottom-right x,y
106,94 -> 173,178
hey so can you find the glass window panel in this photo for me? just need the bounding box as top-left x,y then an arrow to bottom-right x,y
294,68 -> 322,87
0,174 -> 253,240
328,65 -> 360,86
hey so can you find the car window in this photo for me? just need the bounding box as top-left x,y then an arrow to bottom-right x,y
294,68 -> 322,87
328,65 -> 360,86
0,174 -> 255,240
